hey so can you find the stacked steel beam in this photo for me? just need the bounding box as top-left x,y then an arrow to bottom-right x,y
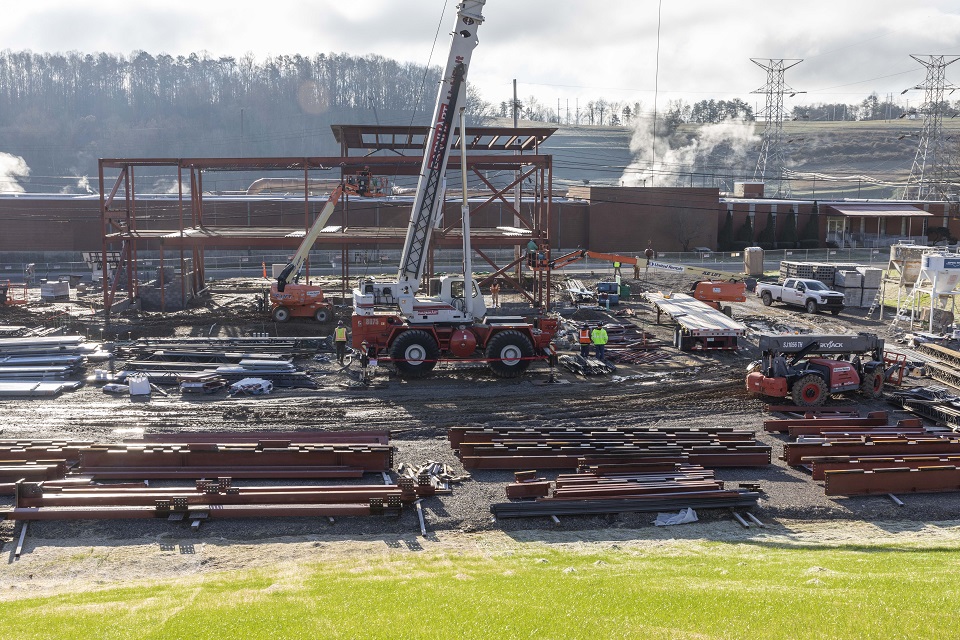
771,411 -> 960,496
0,335 -> 107,395
0,428 -> 429,522
449,425 -> 772,470
98,336 -> 331,389
7,478 -> 409,521
492,462 -> 760,518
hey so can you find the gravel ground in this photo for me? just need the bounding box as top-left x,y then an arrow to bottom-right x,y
2,270 -> 959,560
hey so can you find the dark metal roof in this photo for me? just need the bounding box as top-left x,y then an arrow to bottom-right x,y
330,124 -> 557,153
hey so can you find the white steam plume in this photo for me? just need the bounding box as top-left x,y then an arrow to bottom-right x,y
620,116 -> 759,188
0,152 -> 31,193
60,174 -> 96,195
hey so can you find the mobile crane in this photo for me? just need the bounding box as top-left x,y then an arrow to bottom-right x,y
350,1 -> 558,378
266,185 -> 344,323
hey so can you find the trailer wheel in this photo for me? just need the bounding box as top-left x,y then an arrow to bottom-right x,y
792,374 -> 827,406
314,307 -> 332,323
272,306 -> 291,323
860,369 -> 884,398
805,299 -> 819,314
486,330 -> 534,378
761,291 -> 772,306
390,330 -> 439,378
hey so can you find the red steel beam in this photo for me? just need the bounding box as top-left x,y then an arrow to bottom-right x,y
809,455 -> 960,480
4,504 -> 385,521
784,439 -> 960,466
824,465 -> 960,496
764,415 -> 890,433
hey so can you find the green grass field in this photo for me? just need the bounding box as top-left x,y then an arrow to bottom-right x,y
3,538 -> 959,639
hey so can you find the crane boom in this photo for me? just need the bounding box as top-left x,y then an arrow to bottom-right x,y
398,1 -> 486,289
276,185 -> 344,292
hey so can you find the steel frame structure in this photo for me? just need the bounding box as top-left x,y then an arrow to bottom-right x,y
98,125 -> 555,317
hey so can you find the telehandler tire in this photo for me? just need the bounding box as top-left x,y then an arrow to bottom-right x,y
792,374 -> 827,406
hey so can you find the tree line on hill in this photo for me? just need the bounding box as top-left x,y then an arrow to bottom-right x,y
0,49 -> 955,193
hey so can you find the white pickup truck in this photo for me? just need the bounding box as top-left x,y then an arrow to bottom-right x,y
755,278 -> 845,315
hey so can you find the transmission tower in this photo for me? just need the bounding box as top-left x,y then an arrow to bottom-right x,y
751,58 -> 803,198
901,55 -> 960,201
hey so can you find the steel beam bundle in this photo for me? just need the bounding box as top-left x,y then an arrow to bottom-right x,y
6,478 -> 405,521
492,463 -> 759,519
784,419 -> 928,438
806,454 -> 960,481
783,436 -> 960,466
76,442 -> 393,475
449,425 -> 771,470
126,336 -> 328,355
763,411 -> 890,433
131,431 -> 391,445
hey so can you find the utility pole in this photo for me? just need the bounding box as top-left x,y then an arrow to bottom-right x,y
901,54 -> 960,200
513,79 -> 521,280
751,58 -> 804,198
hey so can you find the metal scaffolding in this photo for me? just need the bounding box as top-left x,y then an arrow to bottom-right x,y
751,58 -> 803,198
901,54 -> 960,201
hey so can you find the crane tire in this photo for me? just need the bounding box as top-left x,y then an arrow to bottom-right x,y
792,374 -> 827,406
272,306 -> 291,323
486,330 -> 534,378
389,330 -> 439,378
314,307 -> 332,323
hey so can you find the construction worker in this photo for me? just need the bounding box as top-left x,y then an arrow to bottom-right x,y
578,323 -> 592,357
591,323 -> 608,360
490,282 -> 501,308
633,257 -> 641,280
613,260 -> 622,279
334,320 -> 348,365
359,340 -> 371,383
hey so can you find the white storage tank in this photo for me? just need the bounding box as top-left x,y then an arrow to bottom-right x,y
921,254 -> 960,293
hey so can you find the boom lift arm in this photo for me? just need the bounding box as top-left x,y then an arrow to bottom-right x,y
276,185 -> 344,292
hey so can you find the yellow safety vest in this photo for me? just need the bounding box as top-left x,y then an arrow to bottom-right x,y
591,329 -> 608,345
334,327 -> 347,342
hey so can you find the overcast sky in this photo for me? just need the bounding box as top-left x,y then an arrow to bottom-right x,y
3,1 -> 960,112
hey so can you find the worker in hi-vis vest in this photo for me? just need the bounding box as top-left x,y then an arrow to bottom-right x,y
591,323 -> 608,360
579,324 -> 592,357
334,320 -> 348,365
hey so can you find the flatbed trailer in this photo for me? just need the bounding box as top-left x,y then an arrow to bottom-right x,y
646,292 -> 746,351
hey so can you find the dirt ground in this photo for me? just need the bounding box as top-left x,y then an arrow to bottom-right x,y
2,269 -> 959,593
